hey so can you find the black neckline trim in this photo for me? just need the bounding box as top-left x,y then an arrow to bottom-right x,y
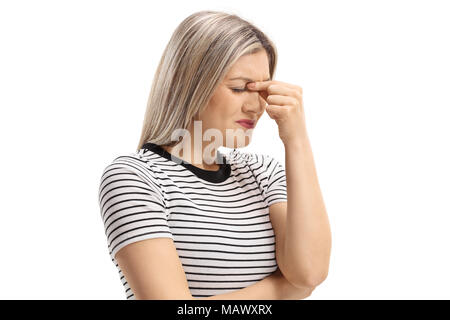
141,142 -> 231,183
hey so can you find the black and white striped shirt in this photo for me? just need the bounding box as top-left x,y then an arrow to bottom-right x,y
97,142 -> 287,299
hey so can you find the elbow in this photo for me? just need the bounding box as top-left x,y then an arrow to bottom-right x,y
289,269 -> 329,289
308,270 -> 329,288
278,254 -> 330,289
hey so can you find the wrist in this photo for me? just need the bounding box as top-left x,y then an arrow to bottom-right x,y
282,132 -> 310,149
283,138 -> 312,154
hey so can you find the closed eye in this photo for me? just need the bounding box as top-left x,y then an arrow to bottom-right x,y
231,88 -> 247,93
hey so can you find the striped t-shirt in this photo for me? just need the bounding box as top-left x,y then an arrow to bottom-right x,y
97,142 -> 287,299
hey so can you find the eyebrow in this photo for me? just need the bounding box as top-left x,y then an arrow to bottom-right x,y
228,76 -> 270,82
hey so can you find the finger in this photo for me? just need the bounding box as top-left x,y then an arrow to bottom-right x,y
267,95 -> 298,107
266,85 -> 301,99
247,82 -> 269,101
247,80 -> 302,95
265,104 -> 288,120
247,82 -> 285,102
246,80 -> 272,91
271,80 -> 302,93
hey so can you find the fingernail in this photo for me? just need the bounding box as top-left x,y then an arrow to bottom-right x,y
247,82 -> 256,88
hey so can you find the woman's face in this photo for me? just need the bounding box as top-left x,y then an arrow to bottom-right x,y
197,50 -> 270,149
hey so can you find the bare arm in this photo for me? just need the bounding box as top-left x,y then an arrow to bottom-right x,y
197,267 -> 314,300
280,137 -> 332,287
115,238 -> 314,300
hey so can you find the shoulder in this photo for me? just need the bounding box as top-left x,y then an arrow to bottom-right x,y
99,149 -> 163,186
98,149 -> 166,204
101,148 -> 160,173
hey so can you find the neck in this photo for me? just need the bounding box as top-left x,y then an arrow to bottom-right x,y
161,130 -> 222,171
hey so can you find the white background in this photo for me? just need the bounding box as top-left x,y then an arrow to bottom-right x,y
1,0 -> 449,299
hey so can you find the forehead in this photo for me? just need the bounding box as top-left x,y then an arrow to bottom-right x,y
226,50 -> 270,82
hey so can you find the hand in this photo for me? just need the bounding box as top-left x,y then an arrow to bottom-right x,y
272,267 -> 315,300
247,80 -> 307,145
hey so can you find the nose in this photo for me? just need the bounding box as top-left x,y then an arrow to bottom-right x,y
243,92 -> 265,115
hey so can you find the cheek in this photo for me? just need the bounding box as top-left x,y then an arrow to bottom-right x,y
215,92 -> 242,114
204,90 -> 243,128
225,92 -> 245,111
201,104 -> 230,128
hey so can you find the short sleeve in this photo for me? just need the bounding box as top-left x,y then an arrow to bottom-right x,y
260,154 -> 288,207
98,161 -> 173,261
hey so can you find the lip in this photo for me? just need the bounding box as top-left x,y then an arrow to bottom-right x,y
236,119 -> 255,129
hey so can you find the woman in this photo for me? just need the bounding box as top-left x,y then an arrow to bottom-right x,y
98,10 -> 331,300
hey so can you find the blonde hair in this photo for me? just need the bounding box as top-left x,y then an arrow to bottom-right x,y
136,10 -> 278,152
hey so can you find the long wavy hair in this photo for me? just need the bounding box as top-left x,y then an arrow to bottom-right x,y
136,10 -> 278,152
